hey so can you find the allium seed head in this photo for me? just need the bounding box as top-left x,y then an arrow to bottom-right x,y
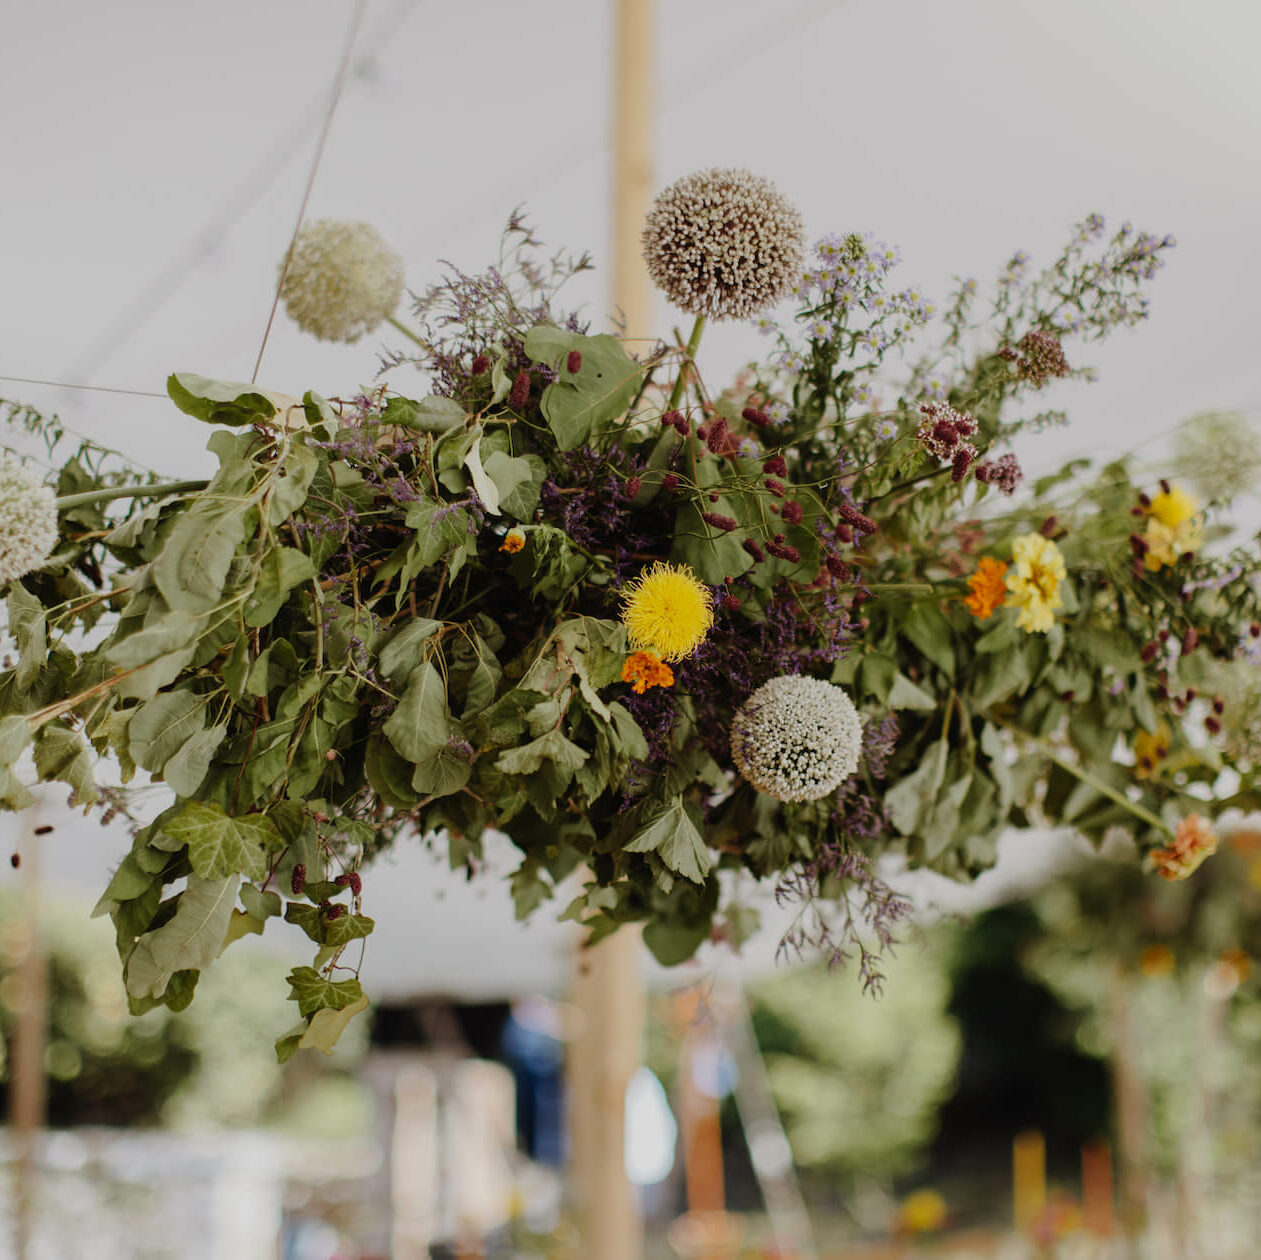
279,219 -> 404,343
0,454 -> 58,585
642,168 -> 805,321
731,675 -> 863,802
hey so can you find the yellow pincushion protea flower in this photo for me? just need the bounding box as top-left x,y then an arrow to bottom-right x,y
620,562 -> 713,661
1004,533 -> 1066,634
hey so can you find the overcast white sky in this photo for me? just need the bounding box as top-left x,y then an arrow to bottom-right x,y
2,0 -> 1260,996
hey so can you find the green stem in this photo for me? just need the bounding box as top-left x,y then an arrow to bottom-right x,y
55,480 -> 208,510
386,314 -> 429,351
863,582 -> 942,596
1048,752 -> 1171,835
666,315 -> 707,411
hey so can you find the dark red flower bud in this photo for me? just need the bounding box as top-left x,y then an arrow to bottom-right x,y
951,448 -> 972,482
509,370 -> 531,409
1181,627 -> 1198,656
9,853 -> 18,869
697,424 -> 709,440
1130,506 -> 1145,516
742,406 -> 771,428
839,503 -> 878,535
348,871 -> 362,896
1213,696 -> 1225,714
1205,715 -> 1222,735
471,354 -> 490,375
1158,629 -> 1170,642
708,491 -> 720,502
763,455 -> 788,477
625,476 -> 642,498
722,594 -> 740,611
1251,621 -> 1261,638
566,350 -> 583,374
835,523 -> 853,543
1138,492 -> 1152,507
766,540 -> 801,563
1184,687 -> 1197,701
742,539 -> 765,563
324,902 -> 346,921
781,500 -> 804,525
824,553 -> 851,580
702,512 -> 738,531
661,474 -> 680,491
705,416 -> 730,453
291,864 -> 307,895
1160,479 -> 1171,495
1039,515 -> 1058,538
334,873 -> 352,886
1129,533 -> 1149,556
1140,641 -> 1159,663
764,477 -> 785,497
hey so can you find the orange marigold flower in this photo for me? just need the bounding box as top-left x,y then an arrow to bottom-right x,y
1150,813 -> 1218,881
499,528 -> 526,554
964,556 -> 1009,619
620,650 -> 675,695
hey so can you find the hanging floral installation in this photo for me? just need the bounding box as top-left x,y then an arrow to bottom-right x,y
2,170 -> 1259,1058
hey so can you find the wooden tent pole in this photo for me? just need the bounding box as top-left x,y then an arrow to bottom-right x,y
567,5 -> 655,1258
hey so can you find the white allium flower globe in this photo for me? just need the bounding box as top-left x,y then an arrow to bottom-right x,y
0,454 -> 58,585
730,674 -> 863,802
279,219 -> 404,344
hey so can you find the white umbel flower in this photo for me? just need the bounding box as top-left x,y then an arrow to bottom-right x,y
1171,410 -> 1261,502
0,454 -> 58,585
278,219 -> 404,343
731,675 -> 863,802
642,168 -> 805,321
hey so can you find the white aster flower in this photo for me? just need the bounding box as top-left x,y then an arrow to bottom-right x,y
730,675 -> 863,802
0,453 -> 58,585
278,219 -> 404,343
641,168 -> 805,322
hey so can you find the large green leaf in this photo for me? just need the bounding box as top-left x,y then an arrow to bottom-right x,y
128,690 -> 206,773
167,373 -> 278,426
7,585 -> 46,692
297,993 -> 370,1056
160,800 -> 275,880
525,328 -> 642,451
163,724 -> 227,797
244,546 -> 315,627
624,798 -> 712,885
33,725 -> 98,806
379,619 -> 442,682
153,505 -> 247,614
125,874 -> 240,999
886,740 -> 948,836
383,661 -> 452,763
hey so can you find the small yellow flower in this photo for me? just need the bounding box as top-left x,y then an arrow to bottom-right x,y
1148,485 -> 1198,528
620,650 -> 675,694
1138,944 -> 1176,977
1142,516 -> 1200,571
898,1189 -> 948,1234
1003,533 -> 1066,634
1150,813 -> 1217,881
964,556 -> 1009,620
620,562 -> 713,662
500,528 -> 526,554
1133,723 -> 1171,779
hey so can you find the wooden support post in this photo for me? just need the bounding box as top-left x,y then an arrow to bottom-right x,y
566,4 -> 656,1258
569,926 -> 646,1260
1012,1130 -> 1046,1235
1081,1139 -> 1115,1237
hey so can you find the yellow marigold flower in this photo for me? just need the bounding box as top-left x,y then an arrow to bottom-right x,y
1150,813 -> 1218,881
1148,484 -> 1198,528
620,562 -> 713,662
499,528 -> 526,554
1003,533 -> 1066,634
1133,723 -> 1171,779
1138,944 -> 1176,977
1142,516 -> 1200,571
620,650 -> 675,695
964,556 -> 1009,620
897,1189 -> 948,1234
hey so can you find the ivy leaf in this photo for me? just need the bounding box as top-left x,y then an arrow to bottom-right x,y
525,328 -> 642,451
284,902 -> 375,947
297,993 -> 370,1056
7,585 -> 46,691
167,372 -> 278,426
240,884 -> 282,920
128,690 -> 206,773
160,800 -> 276,880
495,728 -> 589,778
222,909 -> 266,951
163,724 -> 227,797
125,874 -> 240,999
643,918 -> 709,967
32,725 -> 98,807
286,965 -> 365,1018
624,798 -> 712,885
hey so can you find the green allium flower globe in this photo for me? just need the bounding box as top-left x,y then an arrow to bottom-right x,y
731,675 -> 863,802
0,453 -> 58,585
642,168 -> 805,321
1172,409 -> 1261,502
279,219 -> 405,343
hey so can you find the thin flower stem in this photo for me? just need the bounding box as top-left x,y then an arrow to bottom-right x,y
386,314 -> 430,351
666,315 -> 707,411
1047,751 -> 1171,835
55,480 -> 208,510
